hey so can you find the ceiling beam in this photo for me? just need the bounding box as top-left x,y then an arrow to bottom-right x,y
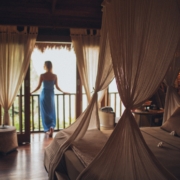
51,0 -> 57,15
0,16 -> 101,29
0,0 -> 102,29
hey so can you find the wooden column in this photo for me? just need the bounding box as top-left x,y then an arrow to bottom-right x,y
76,66 -> 82,118
0,105 -> 1,125
100,89 -> 108,108
17,66 -> 30,144
24,66 -> 30,141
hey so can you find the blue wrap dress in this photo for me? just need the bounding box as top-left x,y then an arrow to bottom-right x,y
40,80 -> 56,132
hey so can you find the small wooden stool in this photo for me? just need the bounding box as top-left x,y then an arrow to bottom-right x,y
0,126 -> 18,155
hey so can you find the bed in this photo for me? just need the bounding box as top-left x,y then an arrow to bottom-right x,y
55,129 -> 108,180
141,127 -> 180,180
56,127 -> 180,180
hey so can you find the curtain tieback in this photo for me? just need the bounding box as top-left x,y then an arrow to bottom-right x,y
91,87 -> 95,93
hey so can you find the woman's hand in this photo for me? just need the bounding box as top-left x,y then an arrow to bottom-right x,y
63,92 -> 70,95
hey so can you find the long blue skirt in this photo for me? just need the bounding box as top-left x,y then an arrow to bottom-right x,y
40,81 -> 56,132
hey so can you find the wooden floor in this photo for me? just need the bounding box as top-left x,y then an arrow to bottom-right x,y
0,132 -> 56,180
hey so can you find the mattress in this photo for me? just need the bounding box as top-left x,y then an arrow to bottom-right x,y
64,129 -> 108,180
63,127 -> 180,180
140,127 -> 180,179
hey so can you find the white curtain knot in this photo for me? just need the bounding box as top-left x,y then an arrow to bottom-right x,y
170,131 -> 176,136
157,142 -> 164,148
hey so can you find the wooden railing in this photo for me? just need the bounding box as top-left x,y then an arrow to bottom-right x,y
0,94 -> 76,133
30,93 -> 76,132
82,92 -> 124,119
0,92 -> 123,132
108,92 -> 124,118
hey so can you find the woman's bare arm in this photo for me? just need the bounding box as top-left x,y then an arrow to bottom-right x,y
31,74 -> 43,94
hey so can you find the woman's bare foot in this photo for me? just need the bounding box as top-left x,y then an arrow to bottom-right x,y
49,127 -> 54,137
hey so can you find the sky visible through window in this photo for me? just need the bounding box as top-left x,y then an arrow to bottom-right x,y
31,47 -> 76,94
109,78 -> 118,92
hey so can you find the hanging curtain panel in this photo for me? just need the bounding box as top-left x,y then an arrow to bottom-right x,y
0,26 -> 38,125
70,29 -> 100,103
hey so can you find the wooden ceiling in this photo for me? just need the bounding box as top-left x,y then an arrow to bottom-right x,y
0,0 -> 103,41
0,0 -> 103,28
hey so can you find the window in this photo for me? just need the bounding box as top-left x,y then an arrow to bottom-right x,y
30,47 -> 77,130
108,79 -> 125,118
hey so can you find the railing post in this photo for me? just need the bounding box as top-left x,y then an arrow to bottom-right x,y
38,96 -> 41,131
56,94 -> 59,130
63,95 -> 65,128
69,95 -> 71,125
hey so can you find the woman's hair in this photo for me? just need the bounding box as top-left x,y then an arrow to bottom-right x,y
44,61 -> 53,72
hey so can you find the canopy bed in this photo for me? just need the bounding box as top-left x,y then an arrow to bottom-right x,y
54,126 -> 180,180
44,0 -> 180,179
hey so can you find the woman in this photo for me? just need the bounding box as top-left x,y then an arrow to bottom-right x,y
31,61 -> 67,137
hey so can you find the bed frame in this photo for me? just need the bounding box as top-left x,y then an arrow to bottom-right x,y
56,127 -> 180,180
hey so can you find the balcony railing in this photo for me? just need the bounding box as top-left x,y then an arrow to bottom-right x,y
108,92 -> 124,118
0,92 -> 124,133
31,93 -> 76,132
0,94 -> 76,133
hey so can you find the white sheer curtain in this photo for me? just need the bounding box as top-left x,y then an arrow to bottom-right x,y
44,25 -> 114,179
70,29 -> 100,103
0,26 -> 38,125
163,54 -> 180,123
77,0 -> 180,179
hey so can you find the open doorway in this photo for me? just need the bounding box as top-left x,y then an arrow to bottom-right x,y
30,46 -> 77,132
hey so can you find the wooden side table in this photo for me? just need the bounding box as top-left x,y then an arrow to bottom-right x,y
0,126 -> 18,155
132,109 -> 164,127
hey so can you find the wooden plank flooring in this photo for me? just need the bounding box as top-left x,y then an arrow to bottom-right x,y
0,132 -> 56,180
